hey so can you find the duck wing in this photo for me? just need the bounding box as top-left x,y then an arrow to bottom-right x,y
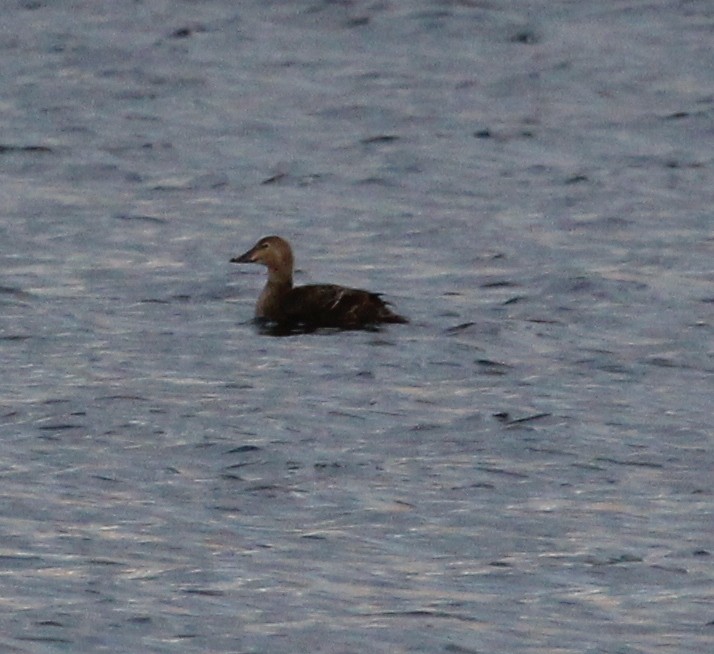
282,284 -> 407,327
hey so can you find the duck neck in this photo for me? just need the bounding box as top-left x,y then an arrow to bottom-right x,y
266,265 -> 293,289
257,273 -> 292,320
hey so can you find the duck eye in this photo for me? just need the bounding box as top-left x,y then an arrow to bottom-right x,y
260,242 -> 269,249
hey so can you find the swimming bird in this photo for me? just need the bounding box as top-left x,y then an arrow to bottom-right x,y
230,235 -> 408,329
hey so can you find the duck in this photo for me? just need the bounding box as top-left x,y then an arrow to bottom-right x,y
230,235 -> 408,329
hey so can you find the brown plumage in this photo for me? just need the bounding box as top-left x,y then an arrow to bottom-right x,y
230,235 -> 408,329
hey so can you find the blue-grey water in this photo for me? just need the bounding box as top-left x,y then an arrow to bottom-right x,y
2,1 -> 713,652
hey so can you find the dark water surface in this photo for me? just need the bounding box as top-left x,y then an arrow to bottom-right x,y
2,1 -> 713,652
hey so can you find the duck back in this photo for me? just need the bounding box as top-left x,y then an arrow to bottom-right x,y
281,284 -> 407,328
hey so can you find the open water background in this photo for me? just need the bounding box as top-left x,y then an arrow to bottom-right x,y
1,1 -> 713,652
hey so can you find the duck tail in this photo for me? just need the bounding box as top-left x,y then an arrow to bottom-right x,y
381,307 -> 409,324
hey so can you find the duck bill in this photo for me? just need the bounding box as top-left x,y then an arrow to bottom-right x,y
230,246 -> 258,263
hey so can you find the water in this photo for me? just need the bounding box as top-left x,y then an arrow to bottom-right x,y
1,1 -> 712,652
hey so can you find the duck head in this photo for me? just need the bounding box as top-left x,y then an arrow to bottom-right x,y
231,235 -> 294,284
